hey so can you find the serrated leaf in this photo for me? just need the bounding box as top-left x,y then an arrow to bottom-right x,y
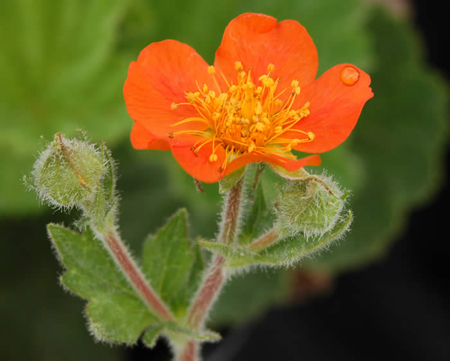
142,323 -> 164,348
47,223 -> 160,344
142,209 -> 204,319
200,211 -> 352,268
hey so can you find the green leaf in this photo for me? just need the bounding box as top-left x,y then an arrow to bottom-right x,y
142,209 -> 205,319
48,221 -> 214,348
47,223 -> 160,344
142,323 -> 165,348
200,211 -> 352,268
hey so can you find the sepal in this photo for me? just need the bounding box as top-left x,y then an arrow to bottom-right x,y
218,166 -> 247,194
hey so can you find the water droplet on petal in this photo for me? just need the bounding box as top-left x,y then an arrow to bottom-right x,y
340,66 -> 360,86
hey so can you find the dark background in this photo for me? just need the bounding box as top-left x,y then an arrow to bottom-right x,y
128,1 -> 450,360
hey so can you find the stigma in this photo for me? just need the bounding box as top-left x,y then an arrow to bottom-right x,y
170,62 -> 314,169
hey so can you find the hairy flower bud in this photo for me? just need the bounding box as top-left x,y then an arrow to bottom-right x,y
30,133 -> 107,209
275,174 -> 346,237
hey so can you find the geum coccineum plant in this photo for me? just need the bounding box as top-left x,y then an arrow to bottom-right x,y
26,13 -> 372,361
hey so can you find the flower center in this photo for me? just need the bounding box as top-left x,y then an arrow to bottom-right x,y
170,62 -> 314,169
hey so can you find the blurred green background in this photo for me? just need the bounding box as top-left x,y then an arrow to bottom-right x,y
0,0 -> 448,360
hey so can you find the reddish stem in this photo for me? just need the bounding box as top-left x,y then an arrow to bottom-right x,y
219,177 -> 244,245
187,255 -> 225,329
104,231 -> 172,320
178,340 -> 198,361
178,179 -> 245,360
248,228 -> 279,251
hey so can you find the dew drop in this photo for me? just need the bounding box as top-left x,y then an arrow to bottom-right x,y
340,66 -> 360,86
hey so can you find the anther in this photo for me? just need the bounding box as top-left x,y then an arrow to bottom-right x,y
260,76 -> 274,88
267,64 -> 275,73
202,84 -> 208,93
235,62 -> 243,71
209,153 -> 218,162
229,85 -> 238,93
255,122 -> 265,132
308,132 -> 315,140
171,103 -> 178,110
208,66 -> 216,75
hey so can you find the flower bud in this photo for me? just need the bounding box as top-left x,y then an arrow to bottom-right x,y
275,175 -> 346,237
30,133 -> 106,209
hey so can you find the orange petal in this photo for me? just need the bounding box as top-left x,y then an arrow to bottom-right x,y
131,121 -> 171,150
215,13 -> 318,92
124,40 -> 213,144
171,142 -> 228,183
224,153 -> 321,177
290,64 -> 373,153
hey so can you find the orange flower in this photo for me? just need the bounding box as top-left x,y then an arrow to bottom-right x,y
124,13 -> 373,183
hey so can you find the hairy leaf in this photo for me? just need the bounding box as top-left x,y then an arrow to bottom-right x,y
142,209 -> 205,319
47,224 -> 159,344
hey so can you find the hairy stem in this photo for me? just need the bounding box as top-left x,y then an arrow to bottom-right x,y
101,229 -> 172,321
187,254 -> 226,329
218,177 -> 245,245
178,178 -> 245,360
178,341 -> 198,361
248,228 -> 279,251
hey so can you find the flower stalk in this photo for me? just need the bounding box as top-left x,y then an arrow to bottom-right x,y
178,177 -> 246,360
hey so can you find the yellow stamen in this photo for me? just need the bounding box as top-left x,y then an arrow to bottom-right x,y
169,62 -> 315,169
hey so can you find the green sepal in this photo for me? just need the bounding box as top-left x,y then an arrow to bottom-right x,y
47,223 -> 160,344
200,211 -> 352,268
239,183 -> 275,245
218,166 -> 247,195
100,142 -> 117,206
142,209 -> 204,319
269,164 -> 309,180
